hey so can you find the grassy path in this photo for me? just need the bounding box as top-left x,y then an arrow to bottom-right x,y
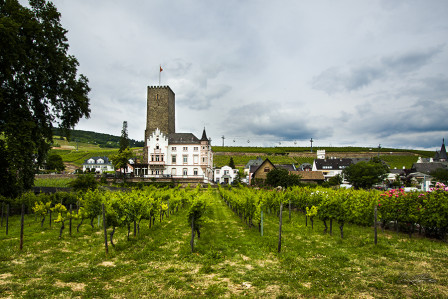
1,190 -> 447,297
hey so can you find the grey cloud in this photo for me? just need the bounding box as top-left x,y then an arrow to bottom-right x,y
312,46 -> 443,94
348,99 -> 448,139
382,46 -> 443,73
224,102 -> 332,141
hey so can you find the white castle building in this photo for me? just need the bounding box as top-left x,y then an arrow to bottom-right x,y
133,128 -> 214,183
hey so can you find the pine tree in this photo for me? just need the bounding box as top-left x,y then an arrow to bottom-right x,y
119,121 -> 129,153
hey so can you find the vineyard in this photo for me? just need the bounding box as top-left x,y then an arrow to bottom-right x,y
1,186 -> 447,297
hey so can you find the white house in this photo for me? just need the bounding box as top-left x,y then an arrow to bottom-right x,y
133,128 -> 214,183
214,165 -> 239,184
312,158 -> 352,181
82,156 -> 114,174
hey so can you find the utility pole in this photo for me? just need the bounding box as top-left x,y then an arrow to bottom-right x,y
310,138 -> 314,152
377,144 -> 381,158
221,135 -> 225,147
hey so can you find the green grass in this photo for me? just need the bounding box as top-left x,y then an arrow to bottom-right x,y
51,149 -> 120,167
1,191 -> 447,297
380,155 -> 419,169
34,177 -> 75,188
214,155 -> 315,168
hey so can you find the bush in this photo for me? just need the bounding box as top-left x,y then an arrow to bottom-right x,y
69,174 -> 98,192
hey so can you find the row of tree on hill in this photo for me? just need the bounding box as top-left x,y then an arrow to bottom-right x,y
52,128 -> 144,148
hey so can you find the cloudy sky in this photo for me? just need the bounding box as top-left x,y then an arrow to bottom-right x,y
48,0 -> 448,150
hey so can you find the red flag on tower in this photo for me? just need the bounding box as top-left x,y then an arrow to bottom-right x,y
159,65 -> 163,86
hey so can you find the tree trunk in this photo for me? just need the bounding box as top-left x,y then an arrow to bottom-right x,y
59,220 -> 65,239
190,218 -> 195,253
323,219 -> 328,234
49,210 -> 52,227
77,218 -> 84,233
339,222 -> 344,238
133,220 -> 136,236
310,217 -> 314,229
41,216 -> 46,228
90,217 -> 95,229
110,227 -> 116,247
330,219 -> 333,235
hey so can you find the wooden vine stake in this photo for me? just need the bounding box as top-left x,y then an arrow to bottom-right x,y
69,204 -> 72,236
6,204 -> 9,235
20,204 -> 24,250
260,210 -> 264,237
190,217 -> 195,253
102,204 -> 108,255
1,202 -> 4,227
278,202 -> 283,253
374,205 -> 378,245
289,200 -> 291,221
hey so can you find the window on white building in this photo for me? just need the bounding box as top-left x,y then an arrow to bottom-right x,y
216,170 -> 220,174
183,146 -> 188,151
183,168 -> 188,176
183,155 -> 188,164
193,155 -> 198,164
194,168 -> 198,175
171,168 -> 176,176
194,147 -> 198,151
172,147 -> 176,151
172,155 -> 177,164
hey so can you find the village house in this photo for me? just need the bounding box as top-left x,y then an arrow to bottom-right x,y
214,165 -> 239,185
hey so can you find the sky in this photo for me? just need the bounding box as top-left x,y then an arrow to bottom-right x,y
44,0 -> 448,150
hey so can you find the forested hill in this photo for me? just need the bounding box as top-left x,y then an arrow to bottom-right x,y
52,128 -> 144,148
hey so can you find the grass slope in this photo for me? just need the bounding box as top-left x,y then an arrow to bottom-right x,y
1,191 -> 447,297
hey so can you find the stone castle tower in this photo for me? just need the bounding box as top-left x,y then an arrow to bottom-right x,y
143,86 -> 175,161
144,86 -> 175,141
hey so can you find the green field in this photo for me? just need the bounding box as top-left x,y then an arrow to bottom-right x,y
1,191 -> 447,298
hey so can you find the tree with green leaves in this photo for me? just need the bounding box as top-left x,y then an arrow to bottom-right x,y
119,121 -> 129,152
0,0 -> 90,198
229,157 -> 236,169
69,174 -> 98,192
430,168 -> 448,185
266,168 -> 301,188
46,153 -> 65,172
111,148 -> 133,178
342,158 -> 389,189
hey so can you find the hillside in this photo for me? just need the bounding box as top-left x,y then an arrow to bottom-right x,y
212,146 -> 433,170
52,128 -> 144,148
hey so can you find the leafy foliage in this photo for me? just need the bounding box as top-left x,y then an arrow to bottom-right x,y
0,0 -> 90,197
46,153 -> 65,172
430,168 -> 448,184
342,159 -> 389,189
266,168 -> 301,188
69,174 -> 98,192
